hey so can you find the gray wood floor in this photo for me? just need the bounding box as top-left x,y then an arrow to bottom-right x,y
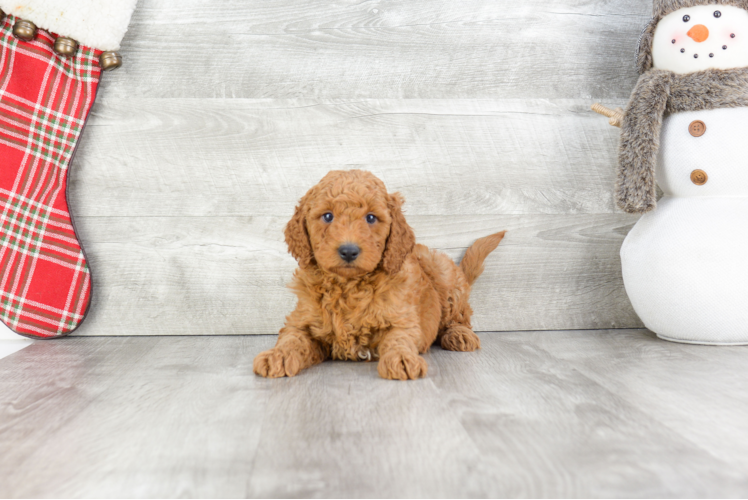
2,331 -> 748,498
65,0 -> 651,336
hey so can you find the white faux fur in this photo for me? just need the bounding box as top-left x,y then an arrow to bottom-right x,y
0,0 -> 137,51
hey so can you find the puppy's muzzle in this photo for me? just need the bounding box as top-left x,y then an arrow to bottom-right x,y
338,243 -> 360,263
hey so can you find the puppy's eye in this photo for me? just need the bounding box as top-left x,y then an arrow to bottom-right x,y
366,214 -> 377,224
683,14 -> 691,22
714,10 -> 722,18
322,213 -> 334,223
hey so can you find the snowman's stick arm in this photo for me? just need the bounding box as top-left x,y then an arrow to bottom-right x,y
591,103 -> 624,128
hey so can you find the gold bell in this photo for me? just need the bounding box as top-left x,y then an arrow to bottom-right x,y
13,19 -> 37,41
99,51 -> 122,71
54,37 -> 78,57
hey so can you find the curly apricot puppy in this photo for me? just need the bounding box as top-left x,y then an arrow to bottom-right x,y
254,170 -> 505,381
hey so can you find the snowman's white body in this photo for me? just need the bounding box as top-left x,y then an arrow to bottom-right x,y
619,4 -> 748,344
621,107 -> 748,344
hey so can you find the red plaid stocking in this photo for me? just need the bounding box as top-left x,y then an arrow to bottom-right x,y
0,15 -> 101,339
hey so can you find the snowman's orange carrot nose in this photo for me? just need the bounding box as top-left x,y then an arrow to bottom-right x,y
688,24 -> 710,42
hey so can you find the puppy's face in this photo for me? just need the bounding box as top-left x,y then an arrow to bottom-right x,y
306,188 -> 391,278
285,170 -> 416,278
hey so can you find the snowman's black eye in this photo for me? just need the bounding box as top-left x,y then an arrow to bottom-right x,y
683,15 -> 691,22
731,33 -> 736,38
710,53 -> 715,57
672,39 -> 676,43
714,10 -> 722,18
694,54 -> 699,58
681,48 -> 686,53
322,212 -> 334,223
724,45 -> 728,49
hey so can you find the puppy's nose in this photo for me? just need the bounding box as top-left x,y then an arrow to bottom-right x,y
338,244 -> 360,263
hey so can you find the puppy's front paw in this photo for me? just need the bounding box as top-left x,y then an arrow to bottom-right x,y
253,347 -> 304,378
377,350 -> 428,380
440,325 -> 481,352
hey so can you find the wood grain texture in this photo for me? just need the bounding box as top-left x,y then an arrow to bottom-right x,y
2,333 -> 748,497
430,331 -> 748,498
70,213 -> 641,337
529,330 -> 748,472
71,98 -> 627,217
0,336 -> 269,498
58,0 -> 650,335
98,0 -> 648,99
66,96 -> 643,335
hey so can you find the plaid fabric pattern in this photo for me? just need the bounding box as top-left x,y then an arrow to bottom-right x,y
0,15 -> 101,338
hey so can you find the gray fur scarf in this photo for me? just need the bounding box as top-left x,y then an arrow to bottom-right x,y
617,66 -> 748,213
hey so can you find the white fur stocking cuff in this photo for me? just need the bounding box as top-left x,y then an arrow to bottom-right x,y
0,0 -> 137,51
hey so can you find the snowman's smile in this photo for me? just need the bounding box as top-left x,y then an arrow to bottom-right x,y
652,5 -> 748,73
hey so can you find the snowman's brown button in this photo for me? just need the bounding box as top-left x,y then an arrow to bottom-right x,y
689,120 -> 707,137
691,169 -> 708,185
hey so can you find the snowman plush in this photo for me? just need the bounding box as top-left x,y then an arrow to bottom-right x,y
608,0 -> 748,344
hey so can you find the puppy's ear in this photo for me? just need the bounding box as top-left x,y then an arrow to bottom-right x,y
285,195 -> 314,268
382,192 -> 416,274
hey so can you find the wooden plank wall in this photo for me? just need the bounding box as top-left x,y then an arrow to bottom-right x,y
70,0 -> 649,336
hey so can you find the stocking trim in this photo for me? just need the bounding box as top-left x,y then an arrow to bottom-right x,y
0,0 -> 137,51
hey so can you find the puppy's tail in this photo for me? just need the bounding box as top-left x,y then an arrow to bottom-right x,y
459,231 -> 506,286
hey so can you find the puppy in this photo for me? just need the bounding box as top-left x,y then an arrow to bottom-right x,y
254,170 -> 505,380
